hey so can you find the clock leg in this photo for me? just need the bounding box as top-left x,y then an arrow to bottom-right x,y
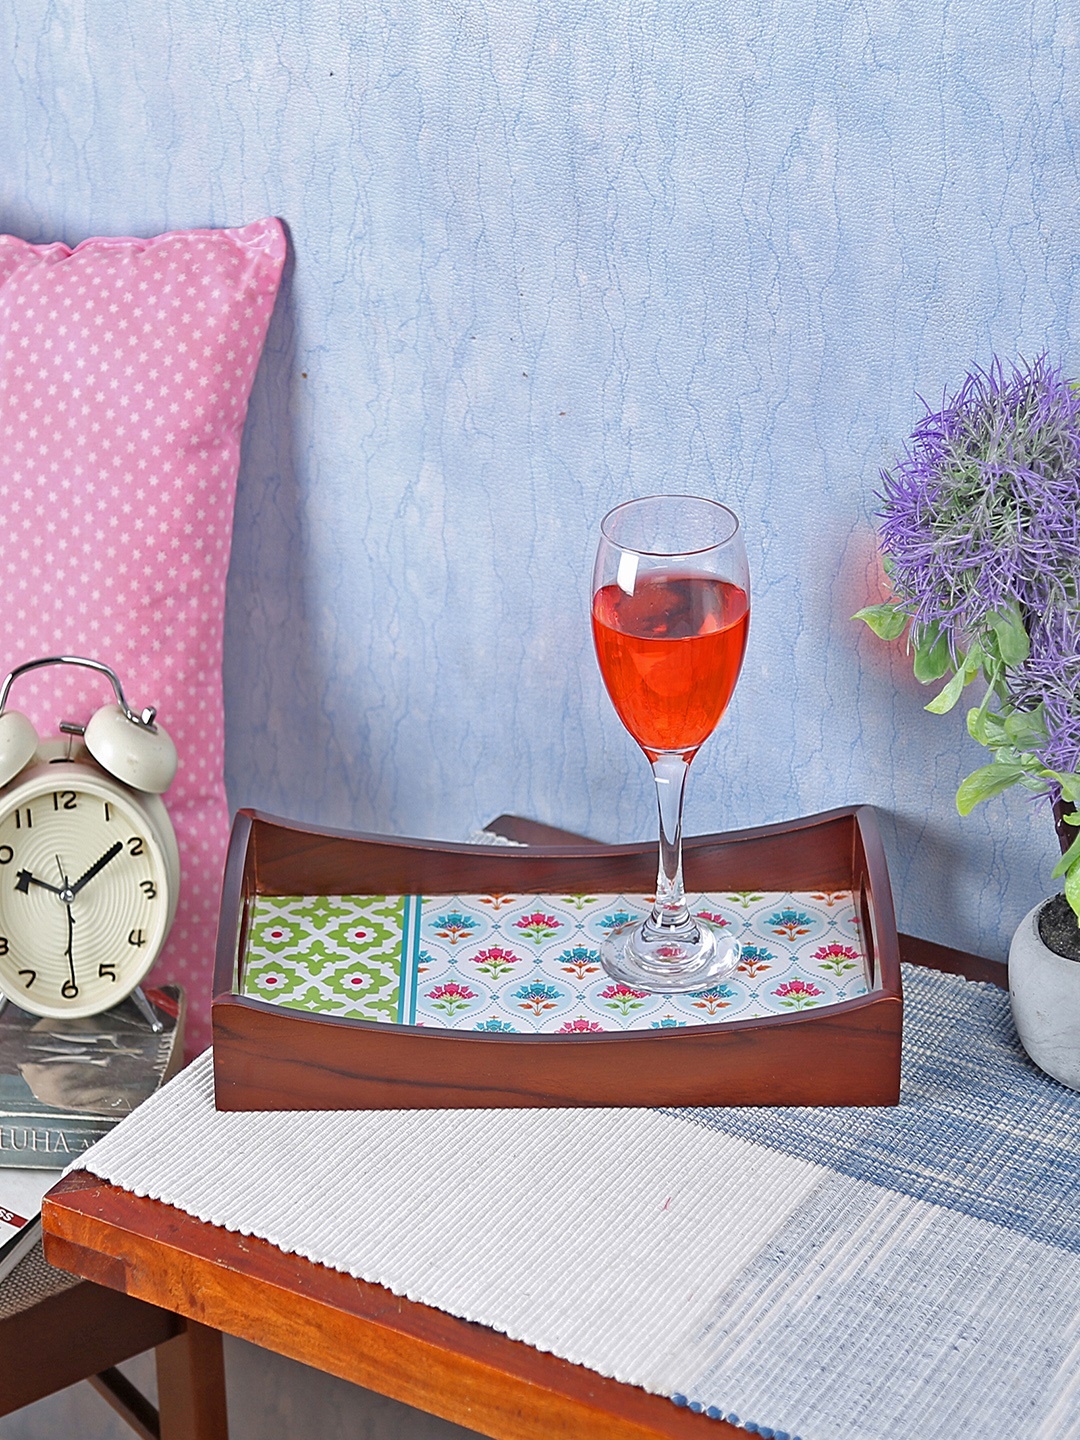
131,985 -> 165,1033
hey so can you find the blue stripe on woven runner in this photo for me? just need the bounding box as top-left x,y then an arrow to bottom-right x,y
669,964 -> 1080,1254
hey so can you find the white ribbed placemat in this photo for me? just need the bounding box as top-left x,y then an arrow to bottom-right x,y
73,1049 -> 824,1379
71,967 -> 1080,1440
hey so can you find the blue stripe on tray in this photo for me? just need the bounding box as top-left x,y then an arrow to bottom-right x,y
409,894 -> 422,1024
398,895 -> 417,1025
668,964 -> 1080,1254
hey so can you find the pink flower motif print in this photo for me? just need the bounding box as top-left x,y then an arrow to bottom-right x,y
600,983 -> 650,1016
558,1018 -> 604,1033
773,979 -> 824,1010
811,943 -> 860,977
514,912 -> 561,943
470,946 -> 524,979
694,911 -> 729,928
427,982 -> 477,1016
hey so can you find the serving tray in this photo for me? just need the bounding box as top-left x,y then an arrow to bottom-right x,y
211,806 -> 901,1110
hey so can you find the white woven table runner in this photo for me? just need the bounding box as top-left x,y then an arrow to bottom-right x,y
72,966 -> 1080,1440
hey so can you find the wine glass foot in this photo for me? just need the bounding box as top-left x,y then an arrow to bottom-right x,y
600,919 -> 741,994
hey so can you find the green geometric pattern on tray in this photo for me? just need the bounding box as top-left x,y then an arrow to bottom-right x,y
244,894 -> 413,1023
241,890 -> 869,1032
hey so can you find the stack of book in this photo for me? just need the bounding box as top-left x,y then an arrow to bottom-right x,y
0,985 -> 184,1283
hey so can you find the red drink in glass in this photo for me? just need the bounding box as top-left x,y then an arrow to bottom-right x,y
591,495 -> 750,991
591,573 -> 749,759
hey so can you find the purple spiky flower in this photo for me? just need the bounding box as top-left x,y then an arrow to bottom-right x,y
879,354 -> 1080,779
1013,606 -> 1080,776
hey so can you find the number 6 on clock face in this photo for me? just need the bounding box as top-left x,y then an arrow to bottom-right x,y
0,750 -> 179,1019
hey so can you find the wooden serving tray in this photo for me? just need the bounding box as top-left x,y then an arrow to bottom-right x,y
211,806 -> 904,1105
211,806 -> 901,1110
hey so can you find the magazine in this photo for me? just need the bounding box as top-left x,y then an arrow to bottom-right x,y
0,984 -> 184,1169
0,1164 -> 62,1282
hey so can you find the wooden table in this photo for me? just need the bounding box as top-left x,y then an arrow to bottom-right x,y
40,819 -> 1007,1440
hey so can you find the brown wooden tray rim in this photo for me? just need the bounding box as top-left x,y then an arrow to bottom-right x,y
217,990 -> 889,1040
212,805 -> 902,1109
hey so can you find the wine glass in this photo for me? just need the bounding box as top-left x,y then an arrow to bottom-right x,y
591,494 -> 750,991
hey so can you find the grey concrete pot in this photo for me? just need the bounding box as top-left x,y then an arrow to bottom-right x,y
1009,899 -> 1080,1091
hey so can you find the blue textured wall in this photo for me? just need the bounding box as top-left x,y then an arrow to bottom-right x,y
2,0 -> 1077,961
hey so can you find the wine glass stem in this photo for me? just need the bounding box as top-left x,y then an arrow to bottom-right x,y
647,752 -> 693,935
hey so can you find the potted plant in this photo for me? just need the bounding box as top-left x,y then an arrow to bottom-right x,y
856,354 -> 1080,1089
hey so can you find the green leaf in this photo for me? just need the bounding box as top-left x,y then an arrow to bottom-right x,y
1003,705 -> 1047,750
956,762 -> 1025,815
966,706 -> 1006,746
911,621 -> 953,683
987,606 -> 1030,667
1065,859 -> 1080,921
1018,772 -> 1053,794
925,664 -> 969,715
971,644 -> 1006,701
1051,827 -> 1080,880
853,603 -> 907,641
1049,772 -> 1080,804
965,639 -> 986,674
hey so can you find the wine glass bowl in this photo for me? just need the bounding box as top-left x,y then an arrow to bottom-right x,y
592,495 -> 749,992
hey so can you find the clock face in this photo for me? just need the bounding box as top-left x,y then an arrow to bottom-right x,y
0,766 -> 173,1018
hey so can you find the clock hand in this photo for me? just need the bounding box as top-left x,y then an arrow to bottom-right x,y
53,854 -> 79,994
64,903 -> 77,992
48,856 -> 80,998
14,869 -> 64,896
70,841 -> 124,897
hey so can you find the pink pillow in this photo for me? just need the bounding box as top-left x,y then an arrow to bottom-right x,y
0,218 -> 286,1055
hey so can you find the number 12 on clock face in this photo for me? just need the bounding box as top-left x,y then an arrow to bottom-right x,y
0,755 -> 179,1019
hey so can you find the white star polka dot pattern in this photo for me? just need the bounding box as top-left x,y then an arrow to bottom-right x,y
0,218 -> 286,1053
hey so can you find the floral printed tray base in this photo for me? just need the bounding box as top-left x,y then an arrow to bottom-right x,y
241,889 -> 868,1033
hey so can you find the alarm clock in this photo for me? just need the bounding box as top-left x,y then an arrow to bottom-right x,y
0,656 -> 180,1020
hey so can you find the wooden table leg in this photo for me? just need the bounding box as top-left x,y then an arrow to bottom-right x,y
155,1320 -> 229,1440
